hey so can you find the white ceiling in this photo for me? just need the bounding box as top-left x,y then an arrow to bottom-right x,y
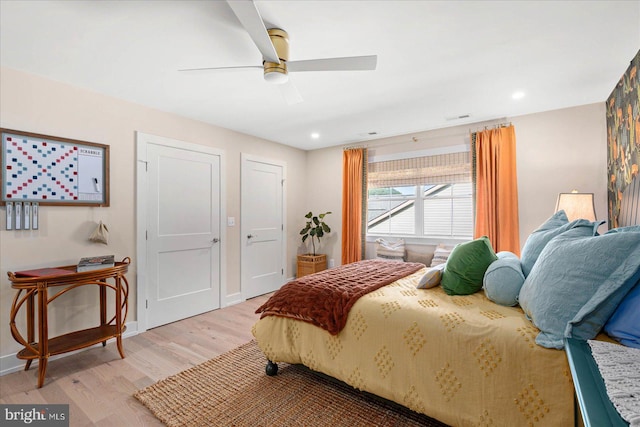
1,1 -> 639,151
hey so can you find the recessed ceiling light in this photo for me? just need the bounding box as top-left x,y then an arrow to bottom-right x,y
310,133 -> 320,139
512,91 -> 525,100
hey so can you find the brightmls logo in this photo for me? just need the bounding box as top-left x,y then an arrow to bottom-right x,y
1,405 -> 68,426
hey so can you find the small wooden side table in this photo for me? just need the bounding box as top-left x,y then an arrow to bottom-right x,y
8,257 -> 130,388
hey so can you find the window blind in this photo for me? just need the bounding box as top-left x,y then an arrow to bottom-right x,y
368,151 -> 470,188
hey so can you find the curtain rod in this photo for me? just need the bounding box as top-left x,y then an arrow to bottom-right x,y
343,120 -> 511,150
470,122 -> 512,133
343,132 -> 469,150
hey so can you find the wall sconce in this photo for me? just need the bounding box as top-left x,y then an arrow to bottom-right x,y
555,190 -> 596,221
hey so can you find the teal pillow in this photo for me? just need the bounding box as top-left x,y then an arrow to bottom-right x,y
441,236 -> 498,295
518,227 -> 640,349
483,257 -> 525,306
606,225 -> 640,234
520,211 -> 600,277
416,264 -> 445,289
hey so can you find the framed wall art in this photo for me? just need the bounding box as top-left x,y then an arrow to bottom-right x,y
1,128 -> 110,206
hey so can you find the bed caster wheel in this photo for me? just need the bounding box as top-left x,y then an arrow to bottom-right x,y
265,360 -> 278,376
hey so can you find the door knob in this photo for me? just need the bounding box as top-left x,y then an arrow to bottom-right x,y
211,238 -> 220,244
247,234 -> 254,239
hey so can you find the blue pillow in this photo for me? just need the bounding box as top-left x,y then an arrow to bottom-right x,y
520,211 -> 603,277
518,227 -> 640,349
604,282 -> 640,348
496,251 -> 519,260
483,257 -> 525,306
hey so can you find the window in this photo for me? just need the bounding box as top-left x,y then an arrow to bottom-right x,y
367,151 -> 472,239
422,183 -> 473,237
368,185 -> 416,234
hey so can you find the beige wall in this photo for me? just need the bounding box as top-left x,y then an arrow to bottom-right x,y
308,102 -> 608,265
0,67 -> 308,365
512,103 -> 608,243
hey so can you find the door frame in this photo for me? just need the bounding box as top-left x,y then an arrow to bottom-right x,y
136,131 -> 226,333
240,153 -> 287,300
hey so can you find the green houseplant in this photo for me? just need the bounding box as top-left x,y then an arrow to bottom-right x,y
299,211 -> 331,256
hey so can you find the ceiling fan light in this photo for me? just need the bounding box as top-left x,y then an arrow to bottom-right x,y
264,67 -> 288,84
263,28 -> 289,85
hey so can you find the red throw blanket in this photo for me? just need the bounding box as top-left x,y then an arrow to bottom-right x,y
255,259 -> 424,335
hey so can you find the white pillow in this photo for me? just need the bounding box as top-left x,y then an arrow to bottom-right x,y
375,238 -> 406,261
417,264 -> 446,289
430,244 -> 452,267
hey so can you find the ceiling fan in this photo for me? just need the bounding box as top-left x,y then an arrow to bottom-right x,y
179,0 -> 378,104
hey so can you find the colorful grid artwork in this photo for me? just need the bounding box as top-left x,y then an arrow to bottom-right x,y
4,135 -> 79,201
1,129 -> 108,205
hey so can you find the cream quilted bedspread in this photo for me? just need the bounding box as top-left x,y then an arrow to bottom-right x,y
252,268 -> 575,427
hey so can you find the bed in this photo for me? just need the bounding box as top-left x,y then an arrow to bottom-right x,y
252,179 -> 640,427
253,262 -> 574,426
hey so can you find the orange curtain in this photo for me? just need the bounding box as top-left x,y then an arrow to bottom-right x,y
342,148 -> 366,264
474,126 -> 521,255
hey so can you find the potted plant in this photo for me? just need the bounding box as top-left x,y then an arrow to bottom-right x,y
297,211 -> 331,277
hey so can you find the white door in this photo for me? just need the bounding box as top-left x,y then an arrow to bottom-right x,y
138,134 -> 223,329
241,154 -> 285,299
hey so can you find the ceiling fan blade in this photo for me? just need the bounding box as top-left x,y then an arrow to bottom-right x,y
226,0 -> 280,64
279,80 -> 303,105
287,55 -> 377,72
179,65 -> 262,72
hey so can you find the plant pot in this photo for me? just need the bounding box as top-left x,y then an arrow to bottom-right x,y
296,254 -> 327,278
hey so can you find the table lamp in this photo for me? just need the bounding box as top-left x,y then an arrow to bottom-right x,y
555,190 -> 596,221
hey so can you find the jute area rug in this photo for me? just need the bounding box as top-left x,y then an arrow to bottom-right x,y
134,340 -> 448,427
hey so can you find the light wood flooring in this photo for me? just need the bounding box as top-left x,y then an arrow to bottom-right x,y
0,293 -> 271,426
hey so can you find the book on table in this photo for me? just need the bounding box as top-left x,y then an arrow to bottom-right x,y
77,255 -> 115,272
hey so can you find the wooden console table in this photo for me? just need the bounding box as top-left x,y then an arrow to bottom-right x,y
8,257 -> 130,388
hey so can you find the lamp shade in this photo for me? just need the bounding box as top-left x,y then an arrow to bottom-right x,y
555,192 -> 596,221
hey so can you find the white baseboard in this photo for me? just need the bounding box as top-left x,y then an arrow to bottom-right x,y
223,284 -> 284,308
223,292 -> 244,307
0,321 -> 138,377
